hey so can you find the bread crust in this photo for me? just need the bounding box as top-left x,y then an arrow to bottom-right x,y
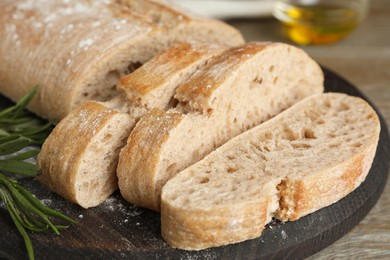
118,109 -> 184,210
161,198 -> 272,250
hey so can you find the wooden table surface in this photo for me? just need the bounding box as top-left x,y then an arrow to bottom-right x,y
228,1 -> 390,258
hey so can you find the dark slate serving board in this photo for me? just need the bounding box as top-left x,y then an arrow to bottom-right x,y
0,68 -> 389,260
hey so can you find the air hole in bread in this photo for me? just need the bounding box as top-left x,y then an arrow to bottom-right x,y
248,175 -> 255,180
265,132 -> 273,140
303,128 -> 316,139
263,146 -> 271,152
168,97 -> 179,108
199,177 -> 209,184
227,167 -> 237,173
324,101 -> 331,108
105,70 -> 121,84
338,102 -> 350,111
329,142 -> 341,148
259,153 -> 267,161
366,113 -> 375,120
269,65 -> 275,72
227,155 -> 236,161
291,143 -> 312,149
207,108 -> 214,115
150,13 -> 162,23
273,77 -> 278,84
281,125 -> 299,141
252,76 -> 263,86
250,141 -> 264,153
136,97 -> 142,105
127,62 -> 142,74
352,142 -> 362,148
102,133 -> 113,143
245,154 -> 253,160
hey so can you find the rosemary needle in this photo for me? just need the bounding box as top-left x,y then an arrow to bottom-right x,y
0,87 -> 76,260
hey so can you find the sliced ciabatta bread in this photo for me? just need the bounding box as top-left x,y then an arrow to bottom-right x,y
160,93 -> 381,250
117,42 -> 324,211
0,0 -> 243,121
37,42 -> 225,208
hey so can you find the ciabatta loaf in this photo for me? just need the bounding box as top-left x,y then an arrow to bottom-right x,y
161,93 -> 380,250
117,42 -> 324,211
0,0 -> 243,121
37,42 -> 225,208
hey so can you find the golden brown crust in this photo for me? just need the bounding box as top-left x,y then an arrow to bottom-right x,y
37,101 -> 120,204
161,199 -> 271,250
118,42 -> 225,101
118,109 -> 184,210
108,0 -> 192,25
175,42 -> 268,100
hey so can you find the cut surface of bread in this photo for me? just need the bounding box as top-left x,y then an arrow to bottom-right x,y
161,93 -> 381,250
37,42 -> 225,208
0,0 -> 243,121
117,42 -> 324,211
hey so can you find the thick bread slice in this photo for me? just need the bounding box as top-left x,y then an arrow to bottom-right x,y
161,93 -> 381,250
37,42 -> 224,208
117,42 -> 324,211
37,97 -> 134,208
118,42 -> 226,110
0,0 -> 243,121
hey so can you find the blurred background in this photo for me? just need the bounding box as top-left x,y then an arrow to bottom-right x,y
174,0 -> 389,259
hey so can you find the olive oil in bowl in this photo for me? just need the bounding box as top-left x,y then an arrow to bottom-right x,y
273,0 -> 369,45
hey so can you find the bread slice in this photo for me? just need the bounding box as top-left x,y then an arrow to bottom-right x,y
118,42 -> 226,110
37,97 -> 134,208
117,42 -> 324,211
37,42 -> 225,208
0,0 -> 243,121
160,93 -> 381,250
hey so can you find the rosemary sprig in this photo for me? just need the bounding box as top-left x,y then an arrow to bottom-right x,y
0,86 -> 53,145
0,87 -> 76,260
